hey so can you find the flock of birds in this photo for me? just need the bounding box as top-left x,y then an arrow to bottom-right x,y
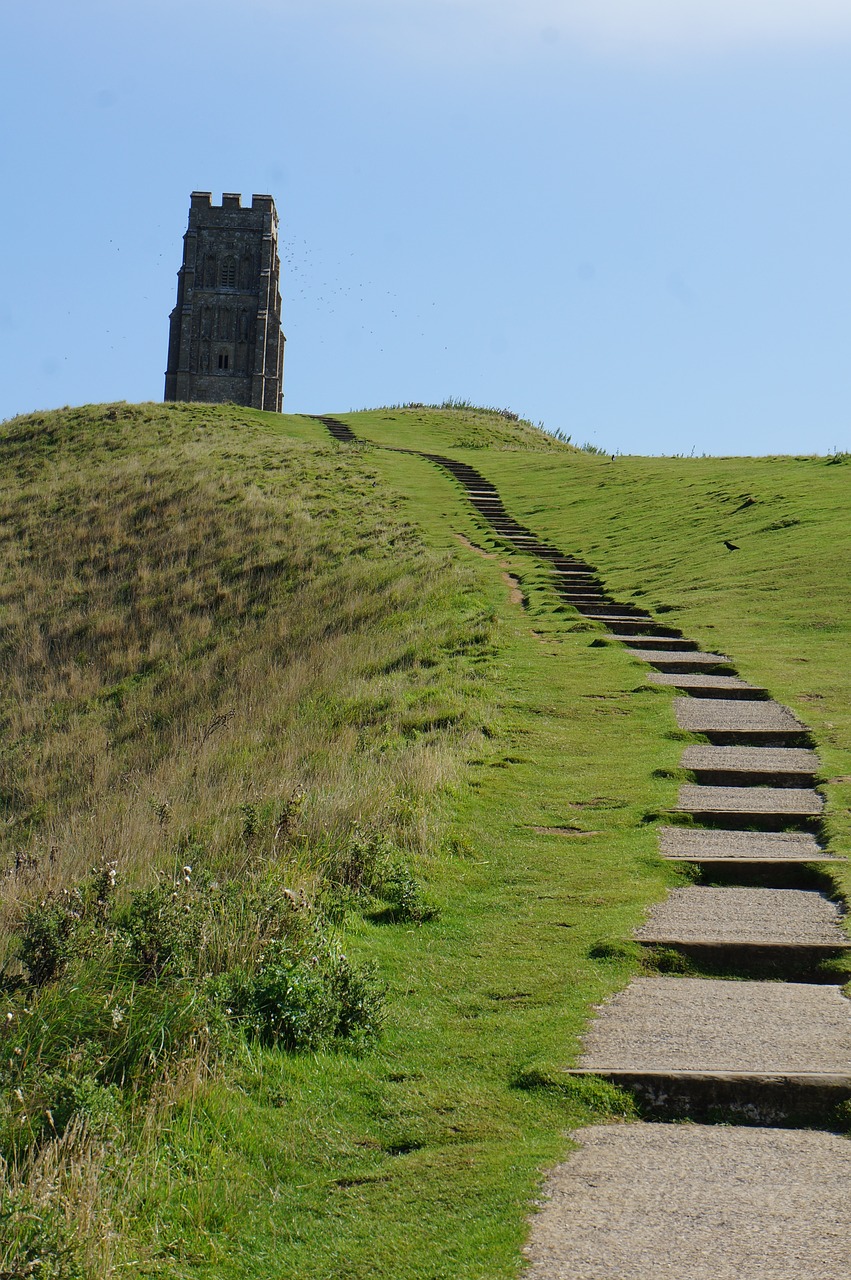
279,236 -> 445,352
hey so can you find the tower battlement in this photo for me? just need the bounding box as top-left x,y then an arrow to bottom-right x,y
189,191 -> 277,218
164,192 -> 284,411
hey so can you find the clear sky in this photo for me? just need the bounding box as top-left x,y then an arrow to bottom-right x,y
4,0 -> 851,455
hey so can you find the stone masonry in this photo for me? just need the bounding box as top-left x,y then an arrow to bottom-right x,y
164,192 -> 284,411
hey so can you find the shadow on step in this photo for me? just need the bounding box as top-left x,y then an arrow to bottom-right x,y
641,942 -> 851,986
564,1070 -> 851,1129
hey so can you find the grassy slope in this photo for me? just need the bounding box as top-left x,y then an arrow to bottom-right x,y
129,414 -> 679,1278
2,400 -> 847,1276
0,402 -> 680,1277
344,406 -> 851,870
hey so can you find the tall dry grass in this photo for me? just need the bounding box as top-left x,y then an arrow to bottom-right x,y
0,405 -> 492,943
0,402 -> 495,1271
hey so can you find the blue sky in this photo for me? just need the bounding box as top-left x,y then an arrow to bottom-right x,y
3,0 -> 851,455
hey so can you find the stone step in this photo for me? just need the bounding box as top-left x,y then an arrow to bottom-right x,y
679,745 -> 819,787
580,616 -> 661,628
600,619 -> 681,636
647,671 -> 765,697
630,648 -> 733,669
674,697 -> 806,736
657,825 -> 843,862
566,977 -> 851,1118
557,594 -> 608,603
634,886 -> 847,948
676,783 -> 823,816
577,608 -> 653,620
622,634 -> 698,650
524,1124 -> 851,1280
583,601 -> 648,611
681,744 -> 819,768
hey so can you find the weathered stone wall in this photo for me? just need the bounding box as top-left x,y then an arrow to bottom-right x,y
164,192 -> 285,411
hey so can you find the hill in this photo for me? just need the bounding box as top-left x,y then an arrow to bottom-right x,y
0,401 -> 847,1276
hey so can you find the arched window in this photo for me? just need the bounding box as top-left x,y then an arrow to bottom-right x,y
219,256 -> 237,288
217,351 -> 230,370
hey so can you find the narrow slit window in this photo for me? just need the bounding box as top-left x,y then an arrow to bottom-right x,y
217,352 -> 229,370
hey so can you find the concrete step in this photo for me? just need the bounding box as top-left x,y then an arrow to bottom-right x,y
627,650 -> 731,680
676,784 -> 823,817
647,671 -> 765,698
674,697 -> 806,738
600,620 -> 681,636
577,607 -> 653,620
679,745 -> 819,787
585,603 -> 650,613
524,1124 -> 851,1280
579,614 -> 659,625
634,886 -> 848,948
622,634 -> 698,650
556,594 -> 609,604
657,825 -> 843,863
566,976 -> 851,1119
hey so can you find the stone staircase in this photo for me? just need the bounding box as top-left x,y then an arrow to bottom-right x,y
318,418 -> 851,1278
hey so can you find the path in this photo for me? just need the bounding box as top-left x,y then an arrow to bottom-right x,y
317,418 -> 851,1277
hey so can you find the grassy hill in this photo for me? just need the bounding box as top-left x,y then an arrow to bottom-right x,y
0,401 -> 847,1276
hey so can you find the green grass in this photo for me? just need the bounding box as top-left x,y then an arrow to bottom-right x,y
340,406 -> 851,866
1,399 -> 847,1276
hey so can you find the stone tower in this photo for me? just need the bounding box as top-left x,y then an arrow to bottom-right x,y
164,192 -> 284,411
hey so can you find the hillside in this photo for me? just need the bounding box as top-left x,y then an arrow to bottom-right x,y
0,401 -> 848,1276
344,406 -> 851,861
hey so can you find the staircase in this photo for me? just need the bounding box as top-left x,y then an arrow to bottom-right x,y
318,418 -> 851,1278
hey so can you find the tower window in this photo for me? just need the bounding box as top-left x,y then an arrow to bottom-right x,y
217,351 -> 230,370
219,256 -> 237,288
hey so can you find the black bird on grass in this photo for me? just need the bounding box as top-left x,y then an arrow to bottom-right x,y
723,540 -> 740,551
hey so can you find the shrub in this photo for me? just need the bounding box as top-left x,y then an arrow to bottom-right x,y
215,937 -> 383,1050
17,897 -> 79,988
117,881 -> 204,981
0,868 -> 384,1158
16,861 -> 117,988
377,861 -> 440,924
322,826 -> 439,923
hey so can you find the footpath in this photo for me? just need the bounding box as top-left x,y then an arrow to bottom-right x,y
319,418 -> 851,1279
